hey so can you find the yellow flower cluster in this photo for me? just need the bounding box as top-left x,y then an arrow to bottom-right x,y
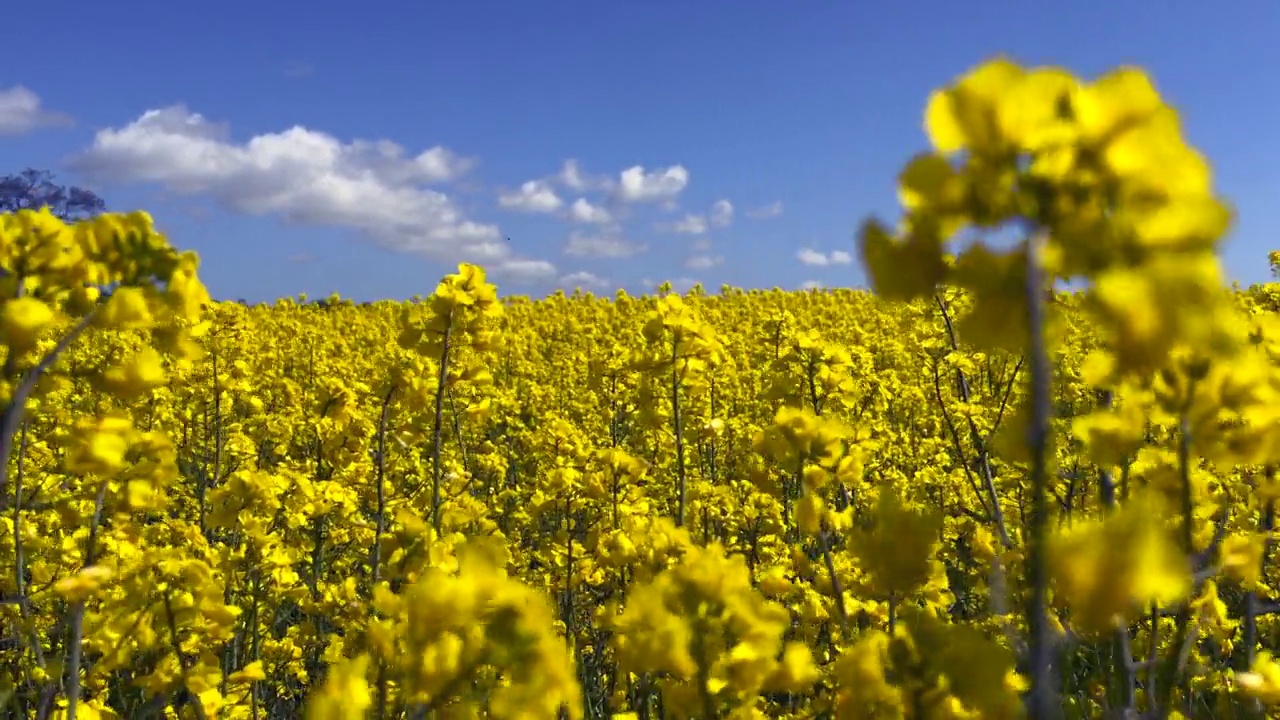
6,56 -> 1280,720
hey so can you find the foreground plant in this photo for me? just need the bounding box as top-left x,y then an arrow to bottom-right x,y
859,57 -> 1259,718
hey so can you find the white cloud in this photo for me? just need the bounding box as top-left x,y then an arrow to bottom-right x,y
564,229 -> 646,258
657,198 -> 733,235
498,179 -> 563,213
68,105 -> 553,276
685,254 -> 723,270
566,197 -> 613,224
490,259 -> 558,284
560,160 -> 587,190
797,248 -> 853,266
662,214 -> 709,235
0,86 -> 73,135
559,271 -> 609,290
691,237 -> 713,252
800,280 -> 825,290
558,159 -> 613,192
746,201 -> 784,219
709,199 -> 734,228
797,249 -> 828,266
614,165 -> 689,204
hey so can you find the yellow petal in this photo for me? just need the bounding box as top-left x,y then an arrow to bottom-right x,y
1073,67 -> 1163,140
997,66 -> 1078,150
897,152 -> 964,210
924,89 -> 967,154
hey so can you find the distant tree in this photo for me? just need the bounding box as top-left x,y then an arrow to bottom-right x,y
0,168 -> 106,221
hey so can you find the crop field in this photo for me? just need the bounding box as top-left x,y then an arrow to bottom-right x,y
3,58 -> 1280,720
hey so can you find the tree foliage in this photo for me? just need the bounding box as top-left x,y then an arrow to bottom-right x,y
0,167 -> 106,220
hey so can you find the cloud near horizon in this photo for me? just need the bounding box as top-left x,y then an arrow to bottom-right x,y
67,104 -> 567,282
53,97 -> 768,290
0,86 -> 74,136
796,248 -> 852,267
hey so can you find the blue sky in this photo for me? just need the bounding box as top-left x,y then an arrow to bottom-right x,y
2,0 -> 1277,302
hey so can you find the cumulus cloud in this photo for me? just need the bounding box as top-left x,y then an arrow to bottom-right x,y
614,165 -> 689,204
796,249 -> 826,265
559,271 -> 609,290
797,248 -> 852,266
564,229 -> 646,258
68,105 -> 552,278
709,199 -> 734,228
685,254 -> 723,270
658,198 -> 733,235
800,280 -> 825,290
566,197 -> 613,224
490,258 -> 558,283
0,86 -> 73,135
662,214 -> 709,235
746,201 -> 784,219
498,179 -> 563,213
558,159 -> 614,192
